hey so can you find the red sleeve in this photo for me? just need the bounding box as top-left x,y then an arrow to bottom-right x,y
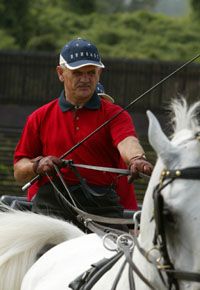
108,106 -> 137,147
14,113 -> 43,163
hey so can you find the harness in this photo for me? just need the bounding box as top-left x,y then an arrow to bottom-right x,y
68,165 -> 200,290
69,133 -> 200,290
69,251 -> 124,290
69,233 -> 155,290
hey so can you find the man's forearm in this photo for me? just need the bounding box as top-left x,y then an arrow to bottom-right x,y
14,158 -> 36,184
117,136 -> 145,166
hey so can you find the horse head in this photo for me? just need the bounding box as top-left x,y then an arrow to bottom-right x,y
134,98 -> 200,290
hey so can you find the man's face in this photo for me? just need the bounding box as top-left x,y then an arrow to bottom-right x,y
58,65 -> 101,104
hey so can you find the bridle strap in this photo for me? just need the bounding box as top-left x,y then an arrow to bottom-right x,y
166,270 -> 200,282
160,167 -> 200,180
152,166 -> 200,288
80,252 -> 124,290
110,259 -> 128,290
153,181 -> 179,289
122,247 -> 156,290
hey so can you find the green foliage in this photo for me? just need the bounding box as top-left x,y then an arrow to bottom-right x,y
127,0 -> 158,11
190,0 -> 200,20
0,29 -> 18,49
95,0 -> 158,13
26,34 -> 58,51
63,0 -> 96,14
0,0 -> 199,62
0,0 -> 32,47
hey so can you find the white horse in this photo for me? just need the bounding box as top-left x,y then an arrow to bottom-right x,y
0,98 -> 199,290
133,98 -> 200,290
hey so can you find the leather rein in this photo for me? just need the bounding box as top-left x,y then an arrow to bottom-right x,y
44,161 -> 156,289
44,147 -> 200,289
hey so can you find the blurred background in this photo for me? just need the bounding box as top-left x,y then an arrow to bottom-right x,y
0,0 -> 199,203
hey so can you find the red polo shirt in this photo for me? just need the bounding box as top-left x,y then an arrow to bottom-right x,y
14,91 -> 138,209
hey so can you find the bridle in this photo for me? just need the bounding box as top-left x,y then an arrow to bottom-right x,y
150,132 -> 200,289
112,132 -> 200,290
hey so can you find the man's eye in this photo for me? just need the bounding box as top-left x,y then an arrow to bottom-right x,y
88,71 -> 96,76
73,72 -> 82,76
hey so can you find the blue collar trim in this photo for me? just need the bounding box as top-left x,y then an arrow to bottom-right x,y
59,90 -> 101,112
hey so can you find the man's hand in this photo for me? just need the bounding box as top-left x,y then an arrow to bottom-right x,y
31,156 -> 63,176
128,155 -> 153,183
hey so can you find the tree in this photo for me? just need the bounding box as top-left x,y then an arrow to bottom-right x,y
190,0 -> 200,19
62,0 -> 96,14
125,0 -> 158,11
96,0 -> 158,13
0,0 -> 32,48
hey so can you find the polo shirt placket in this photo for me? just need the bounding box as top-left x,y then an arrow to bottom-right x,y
74,109 -> 81,142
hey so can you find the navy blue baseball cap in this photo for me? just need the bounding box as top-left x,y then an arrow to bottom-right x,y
59,38 -> 105,70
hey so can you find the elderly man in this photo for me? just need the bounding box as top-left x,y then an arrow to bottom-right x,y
14,38 -> 153,230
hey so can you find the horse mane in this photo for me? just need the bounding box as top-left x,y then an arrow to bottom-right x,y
171,98 -> 200,134
0,205 -> 84,290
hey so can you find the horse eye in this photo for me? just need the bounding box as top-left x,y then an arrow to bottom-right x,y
163,207 -> 176,224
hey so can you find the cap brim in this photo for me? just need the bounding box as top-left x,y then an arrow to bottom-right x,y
60,59 -> 105,70
98,93 -> 114,103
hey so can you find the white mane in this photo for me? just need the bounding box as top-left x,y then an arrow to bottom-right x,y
0,205 -> 84,290
171,98 -> 200,134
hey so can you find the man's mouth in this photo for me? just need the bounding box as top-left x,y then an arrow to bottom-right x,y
78,86 -> 90,89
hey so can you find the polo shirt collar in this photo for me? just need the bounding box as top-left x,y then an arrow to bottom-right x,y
59,90 -> 101,112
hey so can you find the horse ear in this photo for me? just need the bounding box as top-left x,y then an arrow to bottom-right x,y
146,110 -> 178,165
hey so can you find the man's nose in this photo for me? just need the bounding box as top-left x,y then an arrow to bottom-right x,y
80,73 -> 91,81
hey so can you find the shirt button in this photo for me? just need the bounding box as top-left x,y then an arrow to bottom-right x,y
76,126 -> 79,130
76,116 -> 79,120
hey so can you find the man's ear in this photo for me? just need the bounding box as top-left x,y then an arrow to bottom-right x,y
56,66 -> 64,82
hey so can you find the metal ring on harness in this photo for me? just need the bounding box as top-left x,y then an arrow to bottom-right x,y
116,233 -> 134,251
145,246 -> 162,264
102,233 -> 118,251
